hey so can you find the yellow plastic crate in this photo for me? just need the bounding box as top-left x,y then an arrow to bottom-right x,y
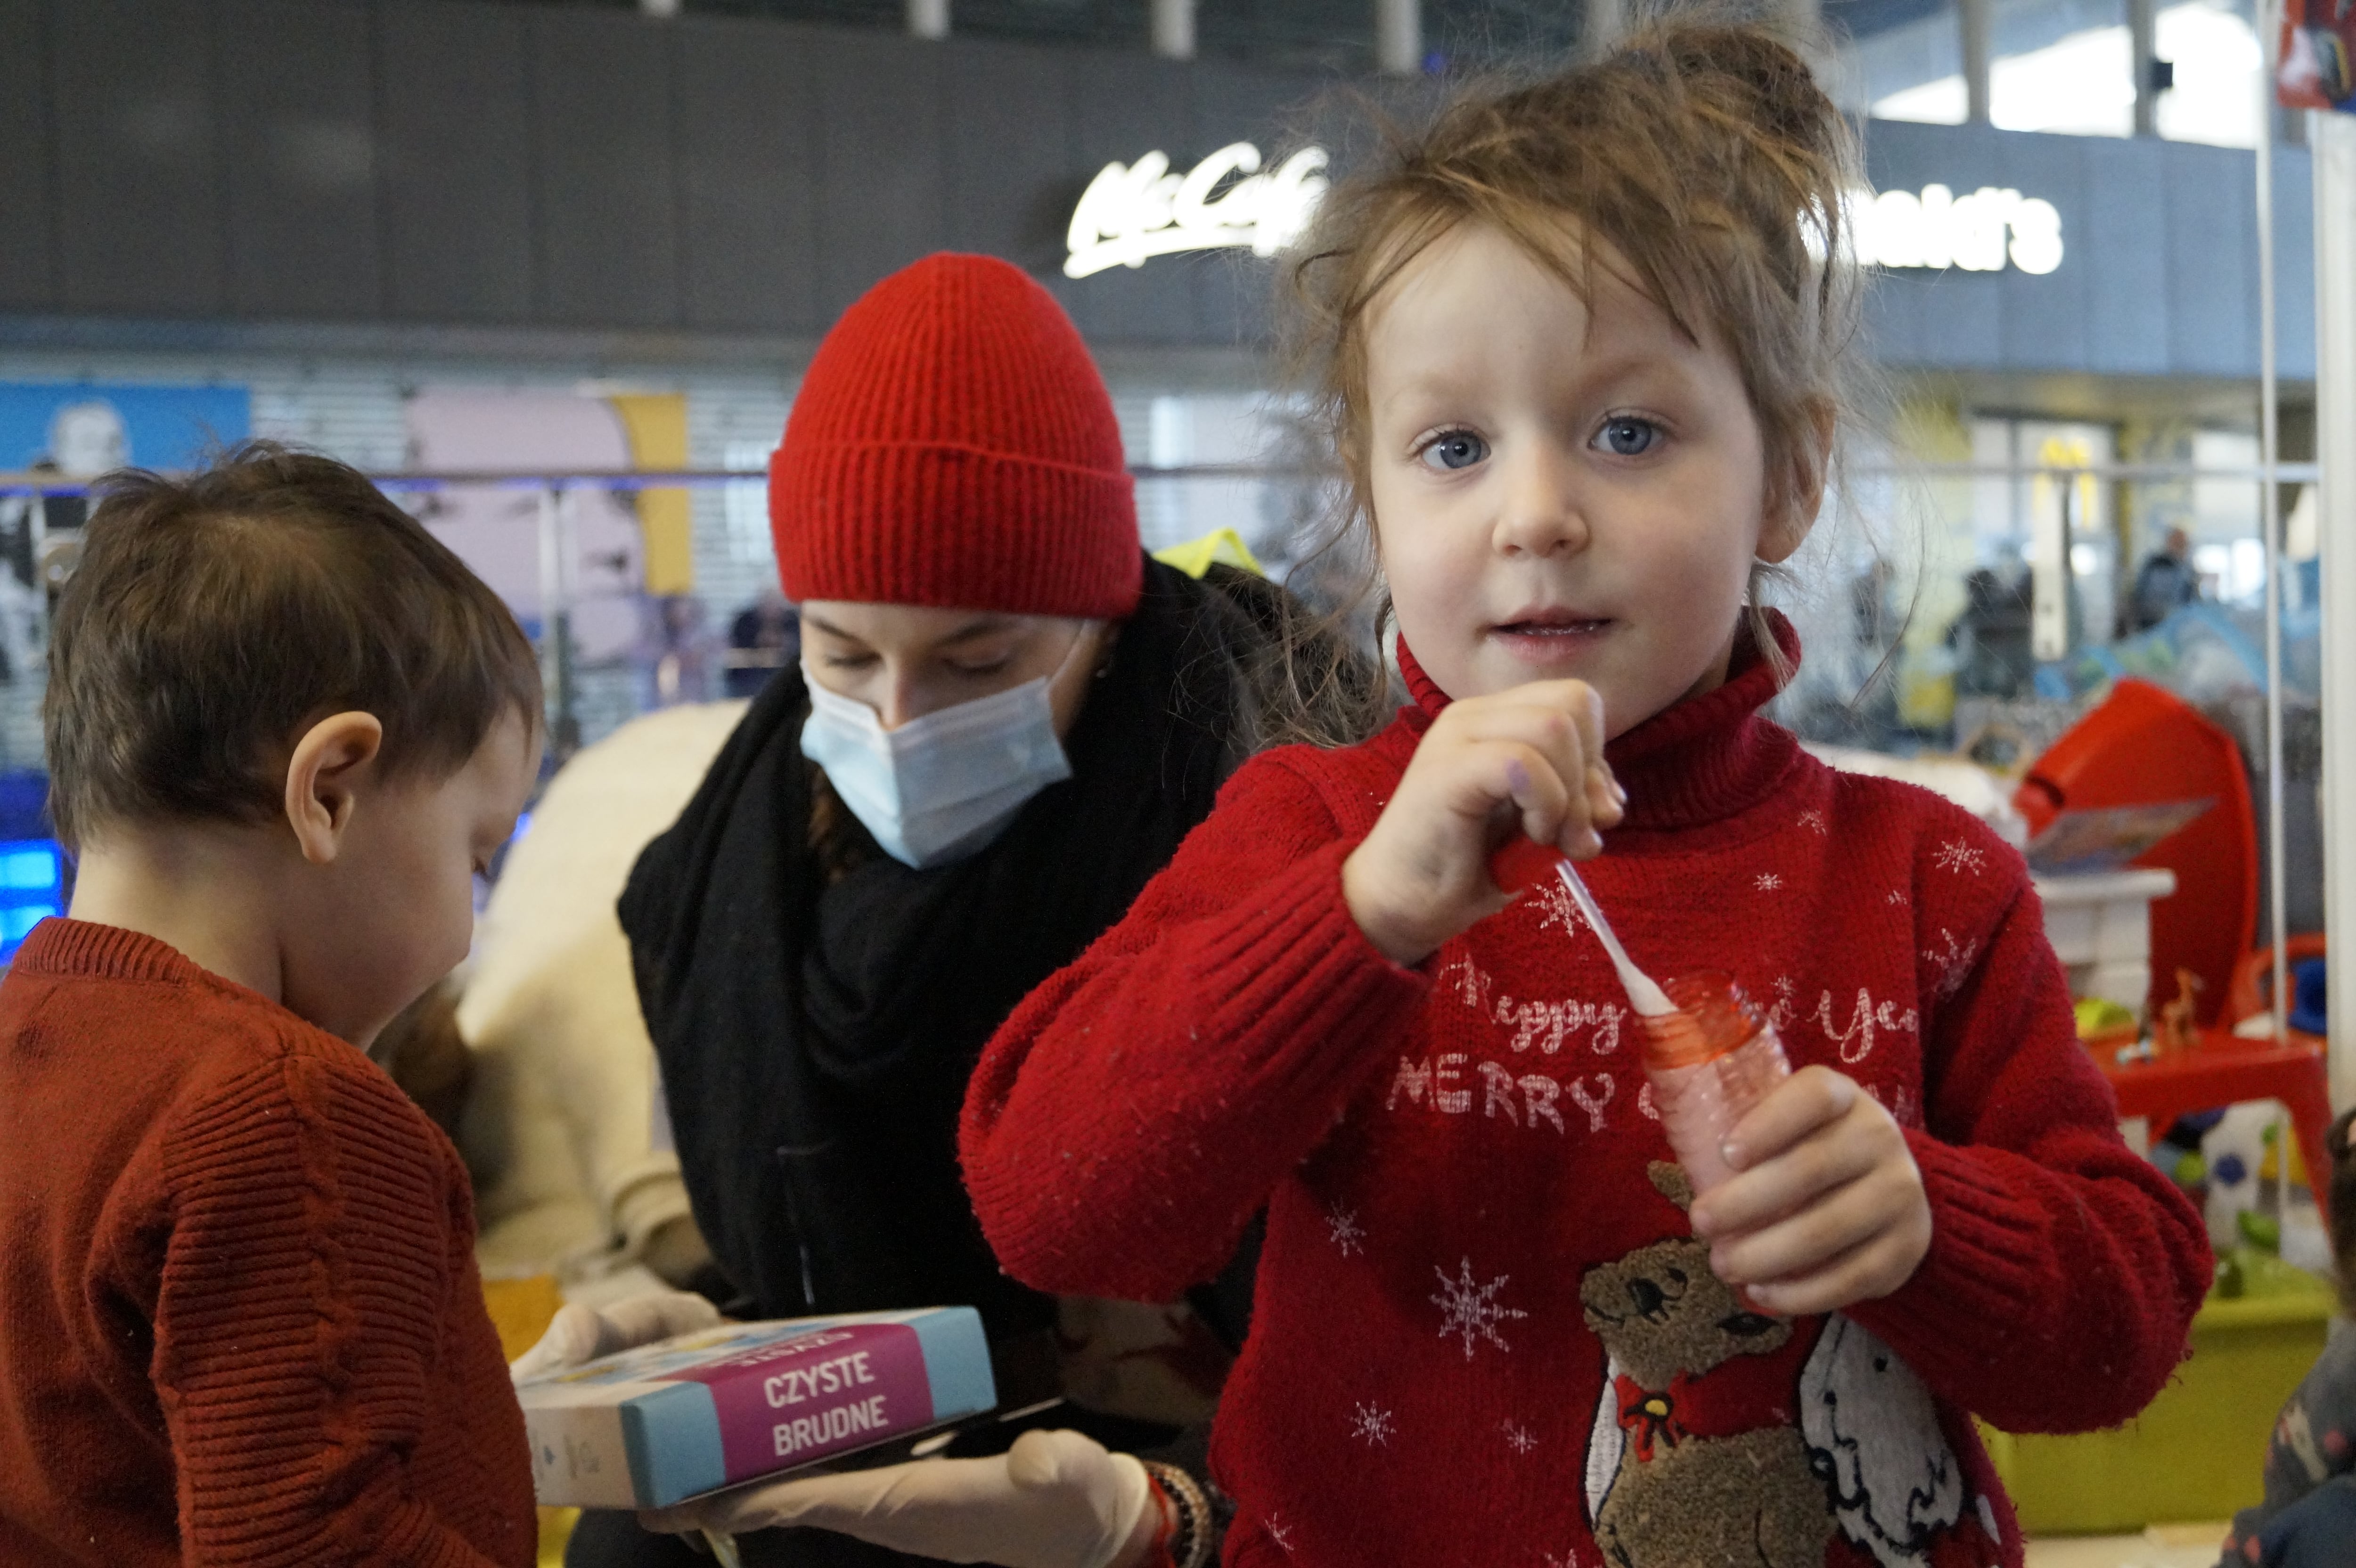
1980,1281 -> 2335,1535
539,1506 -> 580,1567
480,1276 -> 578,1563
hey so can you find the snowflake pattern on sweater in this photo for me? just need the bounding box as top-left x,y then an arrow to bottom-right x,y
962,623 -> 2210,1568
1432,1257 -> 1530,1359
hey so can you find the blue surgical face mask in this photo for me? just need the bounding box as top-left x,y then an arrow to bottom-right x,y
798,635 -> 1084,869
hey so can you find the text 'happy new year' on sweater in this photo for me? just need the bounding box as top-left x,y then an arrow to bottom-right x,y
0,918 -> 535,1568
962,621 -> 2210,1568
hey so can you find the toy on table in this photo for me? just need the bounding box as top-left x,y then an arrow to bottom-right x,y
2073,996 -> 2140,1060
2153,968 -> 2204,1056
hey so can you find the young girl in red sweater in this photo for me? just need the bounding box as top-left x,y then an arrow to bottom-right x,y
962,20 -> 2209,1568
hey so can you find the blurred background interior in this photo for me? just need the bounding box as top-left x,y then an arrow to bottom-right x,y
0,1 -> 2341,1559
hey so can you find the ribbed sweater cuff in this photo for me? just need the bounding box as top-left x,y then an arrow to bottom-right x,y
1184,840 -> 1431,1100
1848,1132 -> 2053,1360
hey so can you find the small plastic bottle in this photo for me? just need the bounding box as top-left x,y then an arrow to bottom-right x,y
1641,972 -> 1791,1196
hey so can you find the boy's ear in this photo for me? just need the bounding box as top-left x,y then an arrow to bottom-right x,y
1759,398 -> 1837,566
283,711 -> 384,867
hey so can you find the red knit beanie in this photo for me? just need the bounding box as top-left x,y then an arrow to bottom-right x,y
770,253 -> 1142,619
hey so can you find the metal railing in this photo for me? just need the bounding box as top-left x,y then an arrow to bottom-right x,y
0,457 -> 2324,498
0,457 -> 2322,753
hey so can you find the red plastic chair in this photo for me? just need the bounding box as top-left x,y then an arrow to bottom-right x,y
2225,935 -> 2328,1032
2015,679 -> 2258,1025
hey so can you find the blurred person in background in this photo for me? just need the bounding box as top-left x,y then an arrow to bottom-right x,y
1950,565 -> 2036,698
2130,524 -> 2201,632
640,594 -> 716,709
725,588 -> 799,700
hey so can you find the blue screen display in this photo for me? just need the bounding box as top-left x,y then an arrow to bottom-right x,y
0,836 -> 63,961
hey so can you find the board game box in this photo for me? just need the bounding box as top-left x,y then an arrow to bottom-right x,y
515,1307 -> 996,1508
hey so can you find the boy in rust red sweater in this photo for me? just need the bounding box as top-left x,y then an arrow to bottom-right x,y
0,445 -> 542,1565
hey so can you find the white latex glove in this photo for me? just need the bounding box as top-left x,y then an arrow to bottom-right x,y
639,1429 -> 1158,1568
508,1289 -> 725,1384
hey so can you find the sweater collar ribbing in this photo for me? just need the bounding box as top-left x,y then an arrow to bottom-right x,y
1396,612 -> 1806,833
9,916 -> 207,986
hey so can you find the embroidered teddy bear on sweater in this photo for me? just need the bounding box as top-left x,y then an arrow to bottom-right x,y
1579,1164 -> 2001,1568
1580,1163 -> 1836,1567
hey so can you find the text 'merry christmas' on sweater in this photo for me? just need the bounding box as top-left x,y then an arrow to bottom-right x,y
961,620 -> 2210,1568
0,918 -> 534,1567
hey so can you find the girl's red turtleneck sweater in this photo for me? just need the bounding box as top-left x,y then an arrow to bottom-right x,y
963,622 -> 2209,1568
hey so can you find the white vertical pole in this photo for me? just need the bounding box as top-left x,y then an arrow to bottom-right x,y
2129,0 -> 2159,138
1376,0 -> 1420,75
908,0 -> 949,41
1584,0 -> 1625,60
536,486 -> 561,738
537,486 -> 581,758
2256,2 -> 2289,1043
2315,109 -> 2356,1107
1153,0 -> 1195,59
1787,0 -> 1853,109
1961,0 -> 1993,125
26,491 -> 43,646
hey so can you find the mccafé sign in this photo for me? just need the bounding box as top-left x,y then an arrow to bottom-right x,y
1063,143 -> 2064,280
1064,142 -> 1330,278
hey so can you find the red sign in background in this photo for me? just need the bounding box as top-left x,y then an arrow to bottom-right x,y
2280,2 -> 2356,111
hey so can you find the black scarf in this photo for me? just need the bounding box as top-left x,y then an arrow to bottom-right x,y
619,558 -> 1262,1340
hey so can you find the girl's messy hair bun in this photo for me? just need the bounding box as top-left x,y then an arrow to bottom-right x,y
1285,9 -> 1871,672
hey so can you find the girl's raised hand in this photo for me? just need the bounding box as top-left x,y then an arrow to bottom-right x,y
1685,1066 -> 1932,1316
1342,679 -> 1622,966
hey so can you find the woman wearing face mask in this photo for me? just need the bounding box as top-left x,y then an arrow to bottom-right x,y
556,254 -> 1372,1568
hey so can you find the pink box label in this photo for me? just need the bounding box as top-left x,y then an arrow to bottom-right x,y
674,1322 -> 934,1481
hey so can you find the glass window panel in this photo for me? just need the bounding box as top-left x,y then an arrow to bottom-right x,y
1990,0 -> 2132,139
1835,0 -> 1969,125
2155,0 -> 2265,149
1840,0 -> 2261,143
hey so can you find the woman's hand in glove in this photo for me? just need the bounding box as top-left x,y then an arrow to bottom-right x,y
638,1428 -> 1163,1568
508,1289 -> 725,1383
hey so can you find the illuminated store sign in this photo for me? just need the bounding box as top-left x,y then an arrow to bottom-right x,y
1850,184 -> 2064,276
1064,152 -> 2062,281
1064,143 -> 1330,279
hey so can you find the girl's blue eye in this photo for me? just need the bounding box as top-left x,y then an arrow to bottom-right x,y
1420,431 -> 1489,472
1596,417 -> 1660,457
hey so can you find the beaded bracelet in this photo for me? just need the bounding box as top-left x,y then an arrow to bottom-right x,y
1141,1460 -> 1215,1568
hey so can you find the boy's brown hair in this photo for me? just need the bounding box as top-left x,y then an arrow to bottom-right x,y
1283,12 -> 1866,693
45,441 -> 541,850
